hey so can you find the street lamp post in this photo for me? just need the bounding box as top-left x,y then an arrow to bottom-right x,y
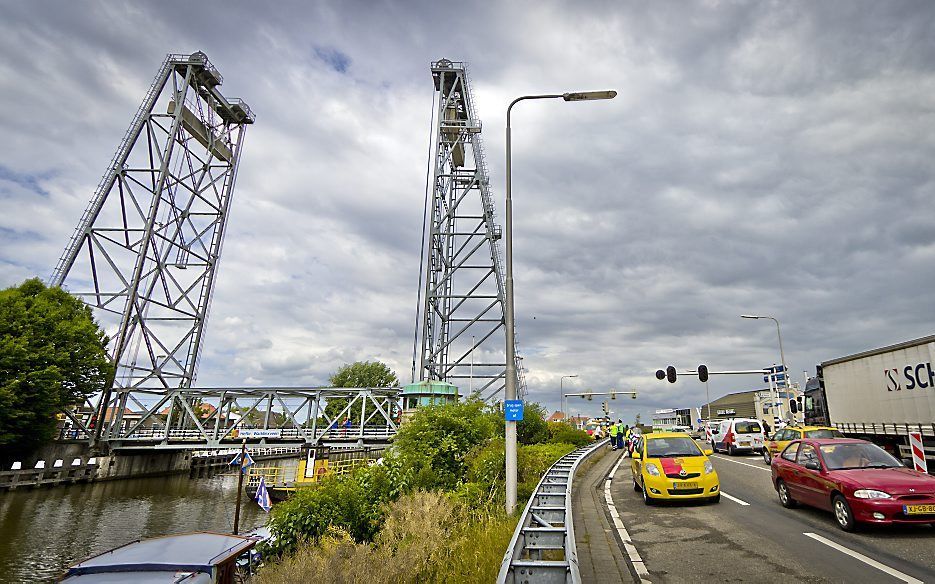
560,375 -> 578,420
504,89 -> 616,514
741,314 -> 788,421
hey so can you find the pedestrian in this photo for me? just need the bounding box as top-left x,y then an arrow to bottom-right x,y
762,418 -> 771,437
608,421 -> 619,450
616,419 -> 625,450
342,417 -> 351,436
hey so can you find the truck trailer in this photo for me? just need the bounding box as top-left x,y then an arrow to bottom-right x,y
805,334 -> 935,471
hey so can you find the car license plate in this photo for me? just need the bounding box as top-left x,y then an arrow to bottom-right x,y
903,504 -> 935,515
672,482 -> 698,489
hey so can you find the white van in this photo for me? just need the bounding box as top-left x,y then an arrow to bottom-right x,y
710,418 -> 764,455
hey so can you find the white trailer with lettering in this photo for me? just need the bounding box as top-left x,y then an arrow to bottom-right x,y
809,334 -> 935,470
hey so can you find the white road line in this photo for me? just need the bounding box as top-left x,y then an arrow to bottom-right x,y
802,532 -> 923,584
604,452 -> 652,583
719,491 -> 750,506
711,454 -> 771,473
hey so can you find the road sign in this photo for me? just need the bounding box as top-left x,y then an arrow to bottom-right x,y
504,400 -> 524,421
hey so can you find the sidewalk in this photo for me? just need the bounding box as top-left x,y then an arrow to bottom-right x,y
572,446 -> 634,583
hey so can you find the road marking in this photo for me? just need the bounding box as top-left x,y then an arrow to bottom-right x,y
711,454 -> 771,473
719,491 -> 750,506
604,452 -> 652,583
802,532 -> 922,584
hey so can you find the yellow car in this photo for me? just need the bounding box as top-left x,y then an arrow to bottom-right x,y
631,432 -> 720,505
761,426 -> 845,464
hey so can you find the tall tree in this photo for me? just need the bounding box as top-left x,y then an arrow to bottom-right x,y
0,278 -> 113,456
324,361 -> 399,422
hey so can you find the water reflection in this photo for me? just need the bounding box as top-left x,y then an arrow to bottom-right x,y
0,472 -> 267,583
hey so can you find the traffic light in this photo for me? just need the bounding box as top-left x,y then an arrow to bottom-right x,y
816,364 -> 825,391
789,399 -> 798,414
698,364 -> 709,383
610,391 -> 616,399
655,369 -> 666,380
602,401 -> 609,414
666,365 -> 677,383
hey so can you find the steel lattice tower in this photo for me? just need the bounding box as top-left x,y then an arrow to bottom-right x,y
50,52 -> 254,442
416,59 -> 527,400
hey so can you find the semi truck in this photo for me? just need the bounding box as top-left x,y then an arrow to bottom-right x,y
804,334 -> 935,471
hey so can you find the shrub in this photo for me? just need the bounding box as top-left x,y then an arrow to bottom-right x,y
548,422 -> 593,447
390,399 -> 498,490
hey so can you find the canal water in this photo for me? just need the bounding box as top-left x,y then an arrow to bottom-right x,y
0,472 -> 269,583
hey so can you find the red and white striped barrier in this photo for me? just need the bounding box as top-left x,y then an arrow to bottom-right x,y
908,432 -> 927,473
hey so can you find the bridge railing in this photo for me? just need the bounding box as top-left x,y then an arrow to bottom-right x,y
497,438 -> 609,584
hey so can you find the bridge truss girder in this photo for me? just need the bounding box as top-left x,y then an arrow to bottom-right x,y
69,387 -> 401,451
417,59 -> 527,401
49,52 -> 254,444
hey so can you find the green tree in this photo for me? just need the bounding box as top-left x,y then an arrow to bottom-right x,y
0,278 -> 113,456
324,361 -> 399,422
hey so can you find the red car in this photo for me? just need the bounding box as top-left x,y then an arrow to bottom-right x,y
771,438 -> 935,531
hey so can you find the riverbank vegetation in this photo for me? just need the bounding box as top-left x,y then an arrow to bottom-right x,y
255,396 -> 591,583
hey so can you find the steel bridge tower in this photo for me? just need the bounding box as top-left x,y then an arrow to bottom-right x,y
415,59 -> 527,401
50,52 -> 254,443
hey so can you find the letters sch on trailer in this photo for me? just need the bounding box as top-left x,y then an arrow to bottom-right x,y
885,360 -> 935,391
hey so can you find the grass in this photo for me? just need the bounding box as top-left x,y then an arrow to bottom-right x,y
254,491 -> 518,584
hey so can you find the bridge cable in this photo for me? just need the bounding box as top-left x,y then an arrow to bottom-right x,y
410,86 -> 438,383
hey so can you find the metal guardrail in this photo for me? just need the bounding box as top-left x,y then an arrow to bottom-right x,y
497,438 -> 609,584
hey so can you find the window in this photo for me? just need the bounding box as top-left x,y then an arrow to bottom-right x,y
804,429 -> 845,439
735,421 -> 762,434
820,443 -> 901,470
781,443 -> 800,462
645,437 -> 702,458
797,444 -> 820,467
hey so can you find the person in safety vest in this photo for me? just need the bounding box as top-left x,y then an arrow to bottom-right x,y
615,420 -> 624,450
623,424 -> 630,451
608,421 -> 619,450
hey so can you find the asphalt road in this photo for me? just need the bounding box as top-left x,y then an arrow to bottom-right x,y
605,447 -> 935,583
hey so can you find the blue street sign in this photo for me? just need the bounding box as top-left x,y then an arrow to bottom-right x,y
504,400 -> 524,421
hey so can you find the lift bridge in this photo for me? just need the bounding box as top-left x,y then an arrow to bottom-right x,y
52,55 -> 521,452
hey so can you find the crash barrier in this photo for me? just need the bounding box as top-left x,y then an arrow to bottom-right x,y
497,438 -> 610,584
0,458 -> 99,490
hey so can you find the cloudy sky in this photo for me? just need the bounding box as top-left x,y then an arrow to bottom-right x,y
2,1 -> 934,423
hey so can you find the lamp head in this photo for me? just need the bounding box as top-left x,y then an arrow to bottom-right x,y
563,90 -> 617,101
740,314 -> 760,319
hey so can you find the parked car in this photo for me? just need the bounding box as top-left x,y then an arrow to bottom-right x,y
771,438 -> 935,531
762,426 -> 845,464
710,418 -> 764,455
631,432 -> 720,505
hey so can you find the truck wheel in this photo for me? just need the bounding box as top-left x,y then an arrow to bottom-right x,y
777,479 -> 797,509
833,494 -> 856,532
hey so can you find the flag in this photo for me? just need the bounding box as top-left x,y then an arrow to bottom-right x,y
255,476 -> 272,513
229,450 -> 255,474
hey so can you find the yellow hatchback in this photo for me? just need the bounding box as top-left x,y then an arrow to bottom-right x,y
761,426 -> 844,464
631,432 -> 720,505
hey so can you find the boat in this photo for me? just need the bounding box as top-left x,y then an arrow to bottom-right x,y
61,531 -> 259,583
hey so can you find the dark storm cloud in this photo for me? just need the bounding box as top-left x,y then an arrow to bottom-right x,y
1,0 -> 933,422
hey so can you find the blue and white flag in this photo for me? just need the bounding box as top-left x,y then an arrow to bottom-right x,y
229,450 -> 255,474
255,476 -> 272,513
